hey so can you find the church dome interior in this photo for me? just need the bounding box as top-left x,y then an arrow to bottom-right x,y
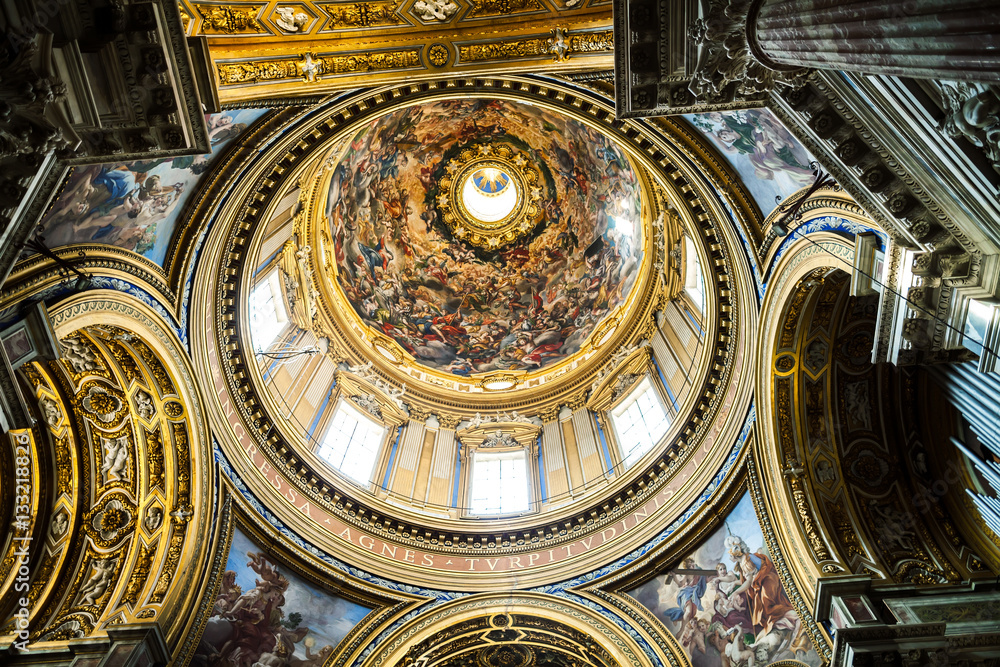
2,1 -> 1000,666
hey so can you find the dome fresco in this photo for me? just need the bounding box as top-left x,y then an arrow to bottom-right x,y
324,99 -> 644,376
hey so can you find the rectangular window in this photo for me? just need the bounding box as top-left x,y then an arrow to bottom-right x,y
249,269 -> 288,353
684,236 -> 705,314
611,376 -> 671,468
469,449 -> 530,515
317,400 -> 385,486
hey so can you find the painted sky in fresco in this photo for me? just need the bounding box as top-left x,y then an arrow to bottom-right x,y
686,109 -> 816,219
191,527 -> 371,667
36,108 -> 268,268
326,98 -> 644,376
628,493 -> 823,667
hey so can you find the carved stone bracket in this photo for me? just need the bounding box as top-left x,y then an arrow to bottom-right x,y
933,81 -> 1000,176
613,0 -> 808,118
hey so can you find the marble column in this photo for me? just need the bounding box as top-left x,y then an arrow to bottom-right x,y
927,363 -> 1000,536
927,362 -> 1000,458
751,0 -> 1000,81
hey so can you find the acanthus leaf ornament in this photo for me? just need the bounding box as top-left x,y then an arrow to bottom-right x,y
614,0 -> 808,117
687,0 -> 809,104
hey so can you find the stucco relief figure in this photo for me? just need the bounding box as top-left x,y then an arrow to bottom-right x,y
815,459 -> 837,484
413,0 -> 459,22
869,501 -> 917,552
843,381 -> 873,430
275,6 -> 310,32
134,389 -> 155,419
60,336 -> 100,373
40,395 -> 61,426
77,558 -> 116,606
100,435 -> 130,482
51,511 -> 69,537
144,506 -> 163,531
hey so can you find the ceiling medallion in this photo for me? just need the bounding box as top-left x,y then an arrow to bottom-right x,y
438,142 -> 543,251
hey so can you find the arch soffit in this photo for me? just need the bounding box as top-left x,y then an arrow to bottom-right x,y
359,591 -> 669,667
753,230 -> 857,602
3,290 -> 217,656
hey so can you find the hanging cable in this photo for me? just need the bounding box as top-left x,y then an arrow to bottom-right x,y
773,221 -> 1000,361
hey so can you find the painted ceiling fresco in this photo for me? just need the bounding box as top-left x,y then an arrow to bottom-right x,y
191,528 -> 371,667
685,109 -> 815,219
324,99 -> 644,376
36,109 -> 269,267
628,493 -> 823,667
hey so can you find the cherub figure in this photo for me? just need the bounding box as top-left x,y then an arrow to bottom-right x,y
78,559 -> 116,605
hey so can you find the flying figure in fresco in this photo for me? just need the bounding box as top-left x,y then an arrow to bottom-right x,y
322,99 -> 644,375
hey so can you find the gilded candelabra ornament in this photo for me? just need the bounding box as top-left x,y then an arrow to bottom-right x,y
194,4 -> 265,33
324,1 -> 402,28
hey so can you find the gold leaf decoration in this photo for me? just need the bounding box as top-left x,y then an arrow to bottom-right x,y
217,49 -> 422,85
467,0 -> 543,18
324,1 -> 403,29
194,4 -> 265,33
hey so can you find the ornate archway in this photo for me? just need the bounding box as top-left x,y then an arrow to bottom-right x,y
0,292 -> 217,663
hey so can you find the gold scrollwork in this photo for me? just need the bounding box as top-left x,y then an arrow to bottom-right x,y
217,49 -> 421,86
121,542 -> 158,609
194,4 -> 265,33
467,0 -> 543,18
145,427 -> 166,491
458,29 -> 613,64
323,1 -> 403,29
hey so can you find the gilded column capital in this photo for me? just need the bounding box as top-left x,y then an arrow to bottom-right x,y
537,405 -> 561,423
566,392 -> 588,412
437,414 -> 462,430
406,403 -> 432,423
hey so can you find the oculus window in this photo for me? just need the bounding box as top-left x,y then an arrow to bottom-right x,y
461,167 -> 519,223
469,449 -> 530,515
317,400 -> 385,486
249,269 -> 289,353
611,376 -> 671,467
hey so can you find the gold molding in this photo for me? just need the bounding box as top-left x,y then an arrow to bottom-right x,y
456,420 -> 541,450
